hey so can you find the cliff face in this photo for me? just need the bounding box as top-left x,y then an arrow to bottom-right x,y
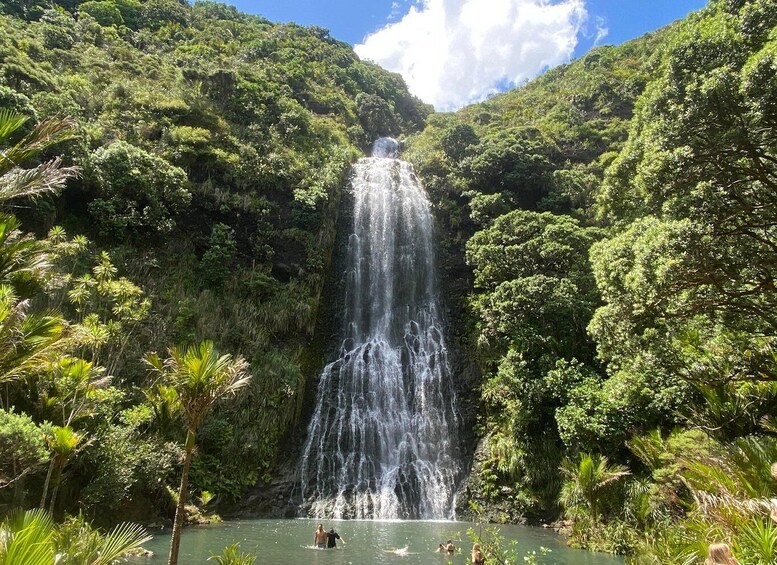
0,0 -> 430,519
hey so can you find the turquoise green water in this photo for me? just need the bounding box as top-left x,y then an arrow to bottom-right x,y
138,519 -> 624,564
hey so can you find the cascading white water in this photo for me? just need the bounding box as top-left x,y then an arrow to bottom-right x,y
299,138 -> 461,520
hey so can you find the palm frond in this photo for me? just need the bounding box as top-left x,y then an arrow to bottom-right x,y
737,518 -> 777,564
0,160 -> 80,204
1,116 -> 78,173
627,429 -> 667,471
0,113 -> 80,205
760,415 -> 777,435
693,491 -> 771,516
0,212 -> 50,286
146,341 -> 250,430
0,110 -> 28,143
0,285 -> 67,383
207,542 -> 256,565
90,522 -> 152,565
0,508 -> 55,565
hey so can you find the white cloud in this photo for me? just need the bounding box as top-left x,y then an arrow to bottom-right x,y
355,0 -> 587,111
592,16 -> 609,46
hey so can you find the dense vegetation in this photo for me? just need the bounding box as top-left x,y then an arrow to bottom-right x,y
405,18 -> 663,518
2,0 -> 776,562
405,0 -> 777,561
0,0 -> 429,532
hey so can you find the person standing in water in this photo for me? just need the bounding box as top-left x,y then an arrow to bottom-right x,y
326,527 -> 344,548
314,524 -> 327,549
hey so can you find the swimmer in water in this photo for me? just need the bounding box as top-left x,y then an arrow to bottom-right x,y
383,546 -> 409,555
326,528 -> 344,548
313,524 -> 327,549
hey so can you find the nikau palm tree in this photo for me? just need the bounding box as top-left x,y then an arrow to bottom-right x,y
0,111 -> 76,387
145,340 -> 250,565
559,452 -> 630,523
39,425 -> 83,513
0,212 -> 50,293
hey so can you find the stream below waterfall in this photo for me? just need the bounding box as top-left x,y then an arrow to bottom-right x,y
138,519 -> 624,564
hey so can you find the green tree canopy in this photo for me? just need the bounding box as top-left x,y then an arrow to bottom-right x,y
87,141 -> 191,238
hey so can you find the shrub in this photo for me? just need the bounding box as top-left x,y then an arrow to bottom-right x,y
198,223 -> 236,288
78,1 -> 123,27
87,141 -> 191,238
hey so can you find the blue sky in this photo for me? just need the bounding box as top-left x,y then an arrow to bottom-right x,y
573,0 -> 707,57
221,0 -> 708,110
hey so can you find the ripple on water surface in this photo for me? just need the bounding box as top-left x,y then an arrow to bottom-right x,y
139,519 -> 624,565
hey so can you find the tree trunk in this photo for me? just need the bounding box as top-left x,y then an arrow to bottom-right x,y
168,429 -> 195,565
49,465 -> 62,515
39,458 -> 55,509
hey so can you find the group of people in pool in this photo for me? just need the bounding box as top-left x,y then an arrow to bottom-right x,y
434,540 -> 485,563
312,527 -> 485,562
434,540 -> 456,554
313,524 -> 344,549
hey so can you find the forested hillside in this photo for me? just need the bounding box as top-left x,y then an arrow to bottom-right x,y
1,0 -> 776,561
405,20 -> 664,519
406,0 -> 777,560
0,0 -> 428,526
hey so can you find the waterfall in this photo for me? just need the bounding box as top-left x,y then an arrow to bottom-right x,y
298,138 -> 461,520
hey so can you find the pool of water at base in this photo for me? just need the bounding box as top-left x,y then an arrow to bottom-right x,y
135,519 -> 624,564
